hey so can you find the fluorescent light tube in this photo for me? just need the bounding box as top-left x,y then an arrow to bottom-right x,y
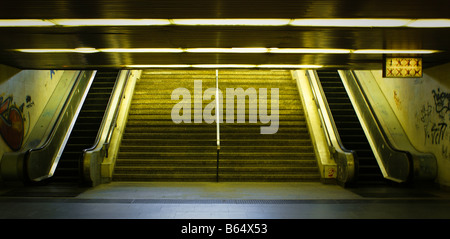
191,64 -> 257,68
258,64 -> 323,68
290,18 -> 412,27
52,19 -> 171,26
407,19 -> 450,28
0,19 -> 55,27
185,48 -> 235,53
124,64 -> 191,68
3,18 -> 450,28
269,48 -> 351,54
14,48 -> 441,55
74,47 -> 99,53
354,49 -> 439,54
172,18 -> 292,26
15,48 -> 99,53
15,49 -> 72,53
186,48 -> 268,53
99,48 -> 184,53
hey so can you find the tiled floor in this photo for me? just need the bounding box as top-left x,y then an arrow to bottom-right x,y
1,182 -> 450,219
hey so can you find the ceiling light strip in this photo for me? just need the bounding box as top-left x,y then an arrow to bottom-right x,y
99,48 -> 184,53
124,64 -> 191,68
123,64 -> 324,69
13,48 -> 440,54
186,48 -> 269,53
289,18 -> 414,27
353,49 -> 440,54
269,48 -> 352,54
407,19 -> 450,28
1,18 -> 450,28
50,19 -> 171,26
0,19 -> 55,27
16,48 -> 99,53
258,64 -> 323,68
171,19 -> 292,26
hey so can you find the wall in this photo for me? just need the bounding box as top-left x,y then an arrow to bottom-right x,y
366,63 -> 450,187
0,64 -> 20,83
0,69 -> 77,158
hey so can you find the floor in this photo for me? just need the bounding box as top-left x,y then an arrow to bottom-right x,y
1,182 -> 450,219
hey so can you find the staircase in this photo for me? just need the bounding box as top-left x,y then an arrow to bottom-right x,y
113,69 -> 319,182
113,70 -> 217,181
219,70 -> 319,181
316,70 -> 384,184
52,70 -> 119,183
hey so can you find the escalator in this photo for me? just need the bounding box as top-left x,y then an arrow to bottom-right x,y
50,70 -> 119,184
316,70 -> 384,184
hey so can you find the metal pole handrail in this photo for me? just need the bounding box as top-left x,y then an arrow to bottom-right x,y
216,69 -> 220,182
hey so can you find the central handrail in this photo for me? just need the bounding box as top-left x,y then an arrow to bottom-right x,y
215,69 -> 220,182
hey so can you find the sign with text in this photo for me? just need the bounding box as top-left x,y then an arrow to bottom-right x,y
383,57 -> 423,78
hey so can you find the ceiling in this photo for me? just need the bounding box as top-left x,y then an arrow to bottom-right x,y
1,0 -> 450,69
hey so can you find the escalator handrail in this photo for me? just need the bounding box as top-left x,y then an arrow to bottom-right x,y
307,70 -> 355,155
103,70 -> 131,155
82,70 -> 130,155
25,70 -> 97,182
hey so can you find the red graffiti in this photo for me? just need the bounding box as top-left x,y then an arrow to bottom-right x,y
0,97 -> 24,151
328,167 -> 336,178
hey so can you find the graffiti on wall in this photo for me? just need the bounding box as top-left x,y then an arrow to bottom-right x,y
418,103 -> 433,144
416,88 -> 450,159
0,70 -> 59,153
0,96 -> 25,151
393,90 -> 402,110
416,89 -> 450,145
432,88 -> 450,119
430,122 -> 448,145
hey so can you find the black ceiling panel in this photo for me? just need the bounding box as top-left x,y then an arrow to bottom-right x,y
0,0 -> 449,69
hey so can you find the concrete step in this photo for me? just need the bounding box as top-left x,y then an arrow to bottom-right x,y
219,174 -> 320,182
112,174 -> 217,182
117,151 -> 315,160
114,69 -> 319,182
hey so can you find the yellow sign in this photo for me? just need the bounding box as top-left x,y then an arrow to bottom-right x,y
383,57 -> 423,78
